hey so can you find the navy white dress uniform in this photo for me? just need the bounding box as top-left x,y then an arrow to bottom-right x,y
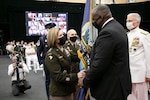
44,47 -> 78,96
127,27 -> 150,83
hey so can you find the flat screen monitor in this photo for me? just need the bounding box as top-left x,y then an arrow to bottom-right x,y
25,11 -> 68,36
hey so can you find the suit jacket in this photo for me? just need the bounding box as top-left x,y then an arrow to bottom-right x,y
83,19 -> 132,100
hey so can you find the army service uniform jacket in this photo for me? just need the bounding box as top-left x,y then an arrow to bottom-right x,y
44,46 -> 78,96
64,41 -> 80,73
127,27 -> 150,83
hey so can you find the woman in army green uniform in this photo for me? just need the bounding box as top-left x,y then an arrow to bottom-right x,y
45,28 -> 84,100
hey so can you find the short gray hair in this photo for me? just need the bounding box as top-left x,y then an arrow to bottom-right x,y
127,13 -> 141,22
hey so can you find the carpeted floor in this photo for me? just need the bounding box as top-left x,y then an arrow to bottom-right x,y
0,55 -> 47,100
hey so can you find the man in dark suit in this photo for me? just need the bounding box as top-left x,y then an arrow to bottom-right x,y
78,4 -> 132,100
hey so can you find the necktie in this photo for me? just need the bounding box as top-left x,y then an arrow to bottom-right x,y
16,67 -> 20,81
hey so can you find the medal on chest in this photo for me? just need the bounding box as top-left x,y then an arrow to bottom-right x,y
131,37 -> 140,47
129,37 -> 140,53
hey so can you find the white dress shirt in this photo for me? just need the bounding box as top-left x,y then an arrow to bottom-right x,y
8,63 -> 29,81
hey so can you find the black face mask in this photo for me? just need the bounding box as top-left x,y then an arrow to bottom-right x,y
70,36 -> 77,42
58,36 -> 66,45
92,22 -> 100,29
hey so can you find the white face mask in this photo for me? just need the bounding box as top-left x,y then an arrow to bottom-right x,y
126,22 -> 134,30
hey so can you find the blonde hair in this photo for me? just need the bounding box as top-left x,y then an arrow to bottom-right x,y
47,27 -> 60,47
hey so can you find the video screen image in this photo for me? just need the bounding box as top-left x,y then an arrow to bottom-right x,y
25,11 -> 68,36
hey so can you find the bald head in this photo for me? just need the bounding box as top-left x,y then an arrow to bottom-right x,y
92,4 -> 112,20
67,29 -> 78,42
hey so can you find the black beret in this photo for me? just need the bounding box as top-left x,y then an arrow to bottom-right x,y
45,23 -> 56,29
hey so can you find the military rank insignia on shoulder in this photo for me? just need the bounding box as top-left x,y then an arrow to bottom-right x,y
47,48 -> 53,60
140,29 -> 149,35
48,48 -> 52,52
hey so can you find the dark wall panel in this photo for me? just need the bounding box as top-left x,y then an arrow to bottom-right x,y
109,1 -> 150,31
7,1 -> 84,42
